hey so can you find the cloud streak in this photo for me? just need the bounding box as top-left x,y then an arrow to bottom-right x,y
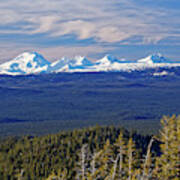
0,0 -> 180,61
1,0 -> 180,44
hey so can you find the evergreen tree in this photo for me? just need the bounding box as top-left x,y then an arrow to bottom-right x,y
126,138 -> 136,180
114,132 -> 126,178
155,115 -> 180,179
142,137 -> 154,180
98,139 -> 113,179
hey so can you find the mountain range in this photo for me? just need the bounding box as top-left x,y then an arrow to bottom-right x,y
0,52 -> 180,76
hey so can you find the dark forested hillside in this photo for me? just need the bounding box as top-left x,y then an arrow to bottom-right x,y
0,115 -> 179,179
1,72 -> 180,136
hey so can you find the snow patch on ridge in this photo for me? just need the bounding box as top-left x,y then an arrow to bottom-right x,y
153,71 -> 175,76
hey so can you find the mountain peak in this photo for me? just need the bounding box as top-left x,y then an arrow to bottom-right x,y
137,53 -> 170,64
73,56 -> 93,66
0,52 -> 51,75
96,54 -> 120,65
103,54 -> 118,61
0,52 -> 180,75
15,51 -> 42,59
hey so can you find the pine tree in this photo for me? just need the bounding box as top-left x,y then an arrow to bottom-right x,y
126,138 -> 136,180
88,150 -> 102,180
110,153 -> 120,180
176,116 -> 180,178
76,144 -> 89,180
46,171 -> 60,180
98,139 -> 113,179
155,115 -> 180,179
114,132 -> 126,178
170,115 -> 180,179
142,137 -> 154,180
16,169 -> 25,180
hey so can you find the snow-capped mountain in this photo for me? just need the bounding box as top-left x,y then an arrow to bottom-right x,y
0,52 -> 51,75
49,56 -> 94,73
0,52 -> 180,75
95,55 -> 130,65
137,53 -> 171,64
91,54 -> 180,72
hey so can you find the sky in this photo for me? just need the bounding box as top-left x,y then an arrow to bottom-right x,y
0,0 -> 180,63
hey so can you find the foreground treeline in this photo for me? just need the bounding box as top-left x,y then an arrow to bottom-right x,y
0,116 -> 179,179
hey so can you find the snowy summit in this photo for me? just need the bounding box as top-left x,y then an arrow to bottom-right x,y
0,52 -> 50,75
0,52 -> 180,75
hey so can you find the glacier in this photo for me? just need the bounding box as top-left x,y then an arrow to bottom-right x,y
0,52 -> 180,75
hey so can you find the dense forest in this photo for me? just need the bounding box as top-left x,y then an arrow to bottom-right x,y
2,72 -> 180,137
0,115 -> 179,179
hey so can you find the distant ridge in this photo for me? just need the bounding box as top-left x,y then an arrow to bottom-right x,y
0,52 -> 180,75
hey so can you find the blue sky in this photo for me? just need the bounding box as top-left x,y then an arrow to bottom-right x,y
0,0 -> 180,62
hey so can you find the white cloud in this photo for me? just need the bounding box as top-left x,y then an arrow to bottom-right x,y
51,20 -> 96,39
96,27 -> 133,43
0,0 -> 180,44
29,16 -> 60,34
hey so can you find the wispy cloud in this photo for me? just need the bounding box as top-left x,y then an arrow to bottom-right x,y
0,0 -> 180,60
1,0 -> 179,43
